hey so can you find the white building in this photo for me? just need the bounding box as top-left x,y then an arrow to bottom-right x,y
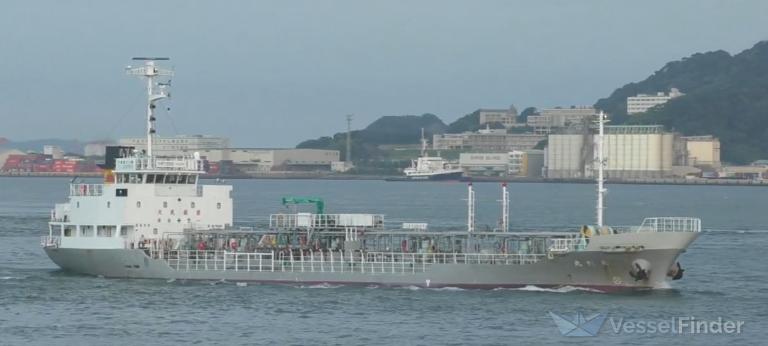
43,145 -> 65,159
526,107 -> 597,134
478,106 -> 519,128
119,135 -> 230,156
184,148 -> 340,173
459,150 -> 544,177
433,132 -> 545,152
627,88 -> 684,114
546,125 -> 675,179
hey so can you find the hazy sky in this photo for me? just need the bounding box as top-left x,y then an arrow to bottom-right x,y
1,1 -> 766,147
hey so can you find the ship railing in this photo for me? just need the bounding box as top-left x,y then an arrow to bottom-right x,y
634,217 -> 702,233
40,236 -> 60,248
151,250 -> 546,274
69,183 -> 104,197
269,213 -> 385,230
547,238 -> 584,254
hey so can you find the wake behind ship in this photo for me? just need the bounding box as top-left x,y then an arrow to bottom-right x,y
41,58 -> 700,291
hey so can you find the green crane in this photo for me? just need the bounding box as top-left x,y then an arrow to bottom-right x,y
281,196 -> 325,214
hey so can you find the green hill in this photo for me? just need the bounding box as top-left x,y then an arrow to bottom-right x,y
296,113 -> 446,161
595,41 -> 768,163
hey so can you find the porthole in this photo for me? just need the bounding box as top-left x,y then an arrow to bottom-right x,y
217,202 -> 222,209
107,201 -> 111,208
163,201 -> 168,208
136,201 -> 141,208
196,210 -> 201,216
153,228 -> 158,235
191,202 -> 196,208
76,202 -> 80,208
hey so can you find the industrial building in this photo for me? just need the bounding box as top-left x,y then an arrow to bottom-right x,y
627,88 -> 684,114
526,107 -> 597,134
681,136 -> 721,167
119,135 -> 230,156
119,135 -> 339,173
181,148 -> 340,173
546,125 -> 676,179
459,150 -> 544,177
433,132 -> 545,152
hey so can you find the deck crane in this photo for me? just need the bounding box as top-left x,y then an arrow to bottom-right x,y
281,196 -> 325,214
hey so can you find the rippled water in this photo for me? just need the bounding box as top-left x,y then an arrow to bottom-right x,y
1,177 -> 767,345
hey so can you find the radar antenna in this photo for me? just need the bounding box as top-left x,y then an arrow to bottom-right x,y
125,57 -> 173,158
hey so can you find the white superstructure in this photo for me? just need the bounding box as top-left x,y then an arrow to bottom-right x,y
45,58 -> 233,250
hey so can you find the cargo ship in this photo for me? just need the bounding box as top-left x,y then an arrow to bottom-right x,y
41,58 -> 700,291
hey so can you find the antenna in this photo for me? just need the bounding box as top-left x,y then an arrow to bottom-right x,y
501,183 -> 509,232
346,114 -> 353,163
596,111 -> 608,227
420,128 -> 427,157
126,57 -> 173,158
467,183 -> 475,233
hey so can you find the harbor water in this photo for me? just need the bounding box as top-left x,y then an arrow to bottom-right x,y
1,177 -> 767,345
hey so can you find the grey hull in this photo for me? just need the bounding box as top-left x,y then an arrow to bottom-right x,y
44,246 -> 689,291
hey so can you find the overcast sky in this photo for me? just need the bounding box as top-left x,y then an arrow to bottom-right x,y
1,0 -> 766,147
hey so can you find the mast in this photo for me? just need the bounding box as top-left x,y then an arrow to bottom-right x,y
126,57 -> 173,158
467,183 -> 475,232
501,183 -> 509,232
420,128 -> 427,157
345,114 -> 353,163
596,111 -> 607,227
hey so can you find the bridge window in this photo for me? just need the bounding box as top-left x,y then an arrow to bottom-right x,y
146,174 -> 155,184
80,226 -> 94,237
97,225 -> 115,237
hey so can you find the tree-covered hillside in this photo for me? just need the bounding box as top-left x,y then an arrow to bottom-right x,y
596,41 -> 768,163
296,113 -> 446,161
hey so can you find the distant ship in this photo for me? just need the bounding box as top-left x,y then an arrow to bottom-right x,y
401,129 -> 463,180
41,58 -> 700,291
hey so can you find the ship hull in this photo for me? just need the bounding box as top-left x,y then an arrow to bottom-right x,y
44,244 -> 692,292
402,171 -> 463,181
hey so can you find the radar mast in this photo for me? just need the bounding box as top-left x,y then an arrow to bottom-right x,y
125,57 -> 173,159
